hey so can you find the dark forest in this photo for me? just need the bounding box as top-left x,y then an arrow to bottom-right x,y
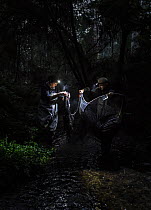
0,0 -> 151,209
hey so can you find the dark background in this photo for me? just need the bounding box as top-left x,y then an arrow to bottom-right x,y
0,0 -> 151,147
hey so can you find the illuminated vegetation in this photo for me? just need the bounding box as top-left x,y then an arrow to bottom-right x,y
82,169 -> 151,209
0,139 -> 54,171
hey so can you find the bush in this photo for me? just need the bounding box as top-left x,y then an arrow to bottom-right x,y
0,139 -> 55,167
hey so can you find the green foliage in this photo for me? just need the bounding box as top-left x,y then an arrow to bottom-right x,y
0,139 -> 55,167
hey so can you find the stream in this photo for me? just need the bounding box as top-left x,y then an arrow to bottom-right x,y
0,135 -> 105,209
0,131 -> 151,210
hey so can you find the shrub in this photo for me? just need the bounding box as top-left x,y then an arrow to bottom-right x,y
0,139 -> 55,167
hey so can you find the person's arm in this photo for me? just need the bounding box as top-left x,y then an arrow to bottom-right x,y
48,91 -> 69,103
79,87 -> 90,94
79,87 -> 96,101
48,92 -> 66,99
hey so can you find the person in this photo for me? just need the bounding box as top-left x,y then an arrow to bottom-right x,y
79,77 -> 114,101
79,77 -> 121,169
38,75 -> 68,144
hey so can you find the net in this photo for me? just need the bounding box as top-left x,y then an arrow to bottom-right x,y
79,93 -> 125,132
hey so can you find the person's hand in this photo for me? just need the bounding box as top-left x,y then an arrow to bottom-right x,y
59,91 -> 69,96
108,91 -> 114,96
79,89 -> 84,94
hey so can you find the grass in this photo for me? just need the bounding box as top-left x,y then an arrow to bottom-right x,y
0,139 -> 55,176
0,138 -> 55,194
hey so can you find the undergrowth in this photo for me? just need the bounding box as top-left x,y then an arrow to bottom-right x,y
0,139 -> 55,174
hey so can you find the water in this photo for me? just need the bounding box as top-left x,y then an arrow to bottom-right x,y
0,136 -> 103,210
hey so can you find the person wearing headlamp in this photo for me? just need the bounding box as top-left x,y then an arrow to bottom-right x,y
79,77 -> 114,101
38,75 -> 68,144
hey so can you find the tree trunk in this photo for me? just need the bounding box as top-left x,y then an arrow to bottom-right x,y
117,29 -> 129,91
69,0 -> 89,87
15,35 -> 21,82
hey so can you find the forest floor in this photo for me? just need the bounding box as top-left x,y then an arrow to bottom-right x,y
0,129 -> 151,209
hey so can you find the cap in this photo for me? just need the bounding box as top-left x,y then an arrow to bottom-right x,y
97,77 -> 108,84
